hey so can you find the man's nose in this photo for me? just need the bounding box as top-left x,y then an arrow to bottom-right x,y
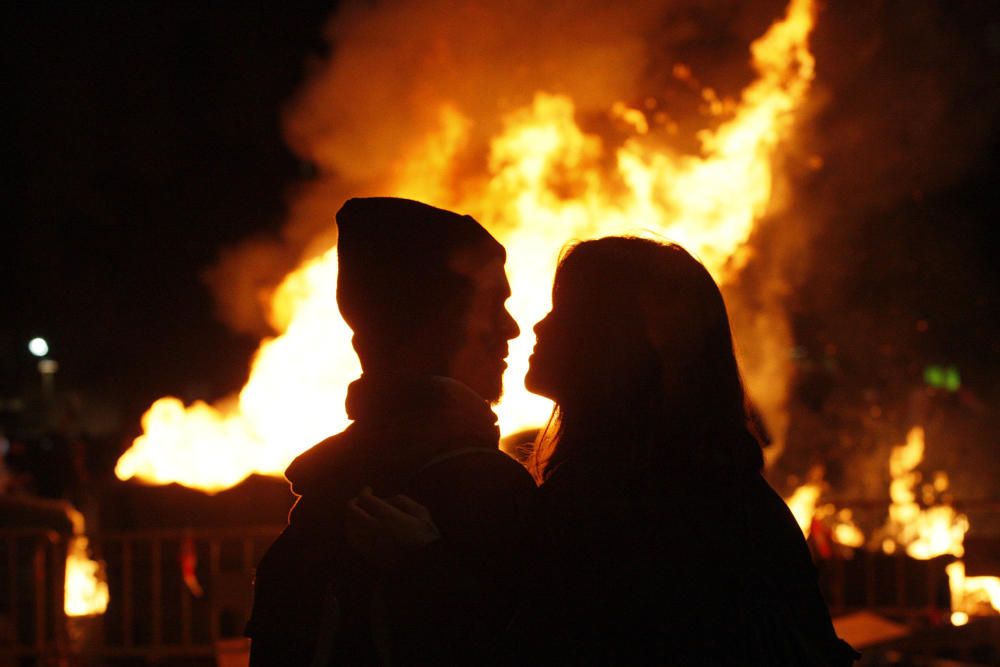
502,308 -> 520,340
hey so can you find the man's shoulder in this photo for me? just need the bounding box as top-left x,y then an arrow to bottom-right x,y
287,427 -> 355,470
284,426 -> 363,493
425,446 -> 531,478
413,447 -> 536,503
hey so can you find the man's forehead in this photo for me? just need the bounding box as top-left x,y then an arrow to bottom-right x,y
473,262 -> 510,298
478,259 -> 509,286
449,251 -> 508,288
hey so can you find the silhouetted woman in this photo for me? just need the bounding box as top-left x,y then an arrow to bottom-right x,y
511,237 -> 858,665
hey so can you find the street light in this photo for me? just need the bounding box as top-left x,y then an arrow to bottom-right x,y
28,337 -> 58,400
29,337 -> 49,357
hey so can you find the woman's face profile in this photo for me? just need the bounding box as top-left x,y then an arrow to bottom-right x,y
525,308 -> 560,400
525,271 -> 591,401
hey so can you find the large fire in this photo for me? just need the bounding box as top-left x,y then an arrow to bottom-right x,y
116,0 -> 817,492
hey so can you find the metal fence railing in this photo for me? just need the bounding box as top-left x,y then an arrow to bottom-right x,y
96,526 -> 283,661
0,529 -> 68,662
0,526 -> 284,665
1,505 -> 996,663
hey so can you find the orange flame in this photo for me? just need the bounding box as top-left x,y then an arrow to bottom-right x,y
117,0 -> 817,493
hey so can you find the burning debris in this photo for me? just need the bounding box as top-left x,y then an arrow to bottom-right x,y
785,468 -> 864,554
878,427 -> 968,560
64,536 -> 109,618
64,507 -> 109,618
786,427 -> 1000,625
947,561 -> 1000,627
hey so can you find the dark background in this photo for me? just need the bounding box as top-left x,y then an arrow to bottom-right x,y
3,2 -> 998,476
5,3 -> 334,429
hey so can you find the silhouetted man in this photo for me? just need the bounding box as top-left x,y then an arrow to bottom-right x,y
246,197 -> 534,665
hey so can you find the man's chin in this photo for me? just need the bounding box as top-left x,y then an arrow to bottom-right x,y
484,384 -> 503,405
477,374 -> 504,404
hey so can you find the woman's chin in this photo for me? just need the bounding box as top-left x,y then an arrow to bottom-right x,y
524,365 -> 539,391
524,366 -> 553,399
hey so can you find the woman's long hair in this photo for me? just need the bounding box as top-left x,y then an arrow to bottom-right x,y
529,237 -> 763,482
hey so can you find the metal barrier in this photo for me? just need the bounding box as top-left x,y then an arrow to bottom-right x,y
0,526 -> 284,664
0,529 -> 68,663
97,526 -> 283,661
1,506 -> 996,663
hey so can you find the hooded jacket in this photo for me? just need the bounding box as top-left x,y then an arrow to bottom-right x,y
246,374 -> 535,666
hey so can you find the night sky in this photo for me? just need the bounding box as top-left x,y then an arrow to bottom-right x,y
6,3 -> 335,430
5,2 -> 999,456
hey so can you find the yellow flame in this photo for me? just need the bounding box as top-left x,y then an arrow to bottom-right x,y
116,0 -> 817,493
786,482 -> 821,537
64,508 -> 109,617
115,251 -> 360,492
881,427 -> 969,559
783,428 -> 998,623
784,480 -> 864,548
883,429 -> 998,622
947,561 -> 1000,621
831,509 -> 864,548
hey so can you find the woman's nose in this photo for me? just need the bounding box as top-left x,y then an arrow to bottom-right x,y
533,313 -> 550,336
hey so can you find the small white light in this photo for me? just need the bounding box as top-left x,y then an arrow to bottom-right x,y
28,337 -> 49,357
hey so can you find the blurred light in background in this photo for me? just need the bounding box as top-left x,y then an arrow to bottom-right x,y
923,364 -> 961,392
28,337 -> 49,357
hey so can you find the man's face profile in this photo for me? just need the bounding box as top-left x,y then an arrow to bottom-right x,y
447,253 -> 519,402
